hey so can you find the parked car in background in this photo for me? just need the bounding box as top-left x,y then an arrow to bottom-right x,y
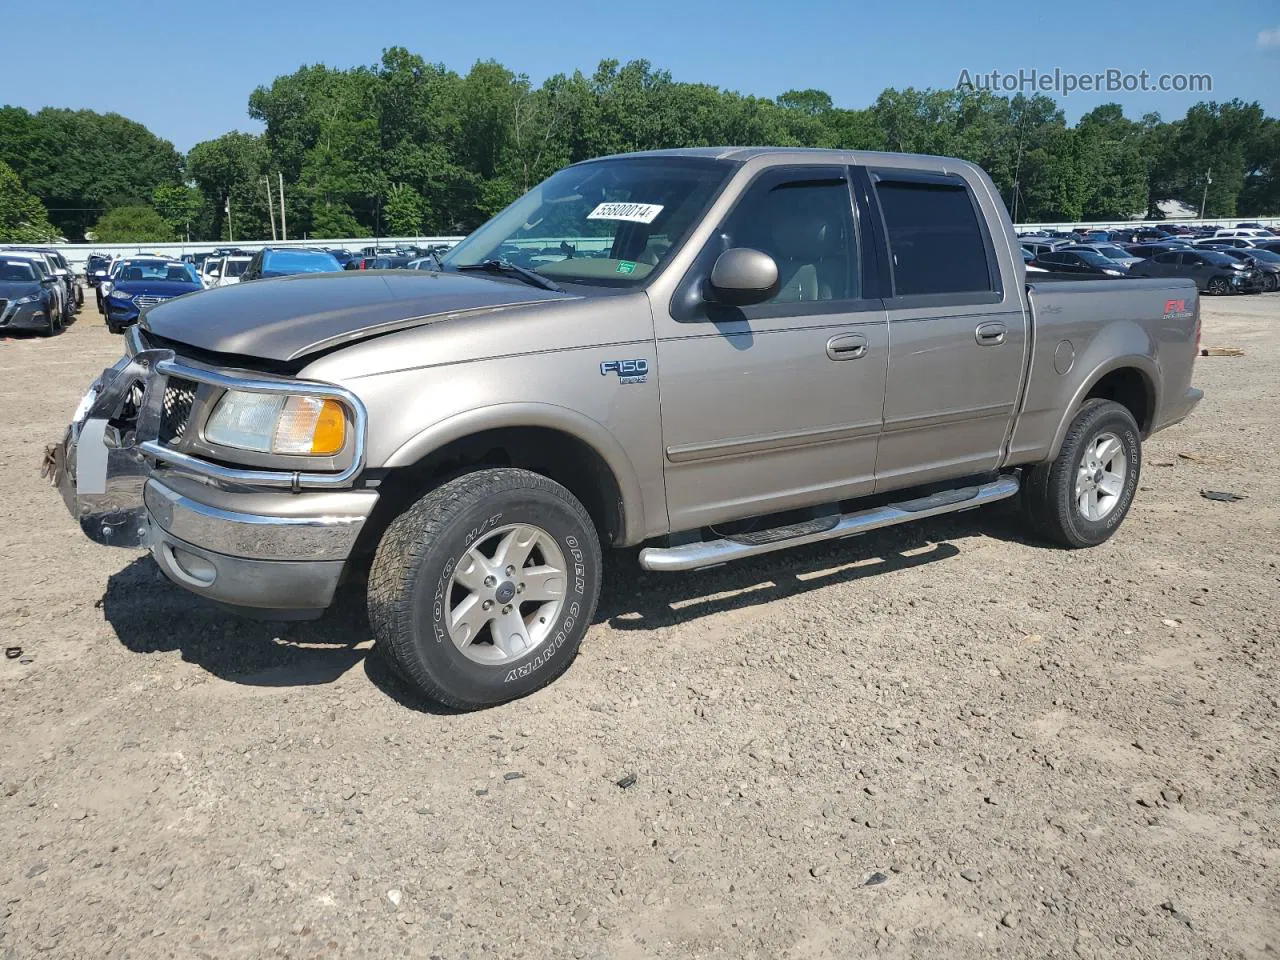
372,254 -> 415,270
4,251 -> 69,326
325,248 -> 355,268
1125,241 -> 1190,259
406,257 -> 439,271
0,254 -> 61,336
1020,247 -> 1048,273
1128,248 -> 1262,295
102,259 -> 203,334
1195,237 -> 1257,250
85,254 -> 111,287
1212,247 -> 1280,292
214,255 -> 252,287
240,247 -> 342,281
1031,249 -> 1129,277
1215,228 -> 1271,239
1021,238 -> 1072,258
3,247 -> 79,322
1062,243 -> 1142,270
1252,239 -> 1280,256
200,256 -> 224,288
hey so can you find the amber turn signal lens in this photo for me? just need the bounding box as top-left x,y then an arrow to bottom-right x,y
310,398 -> 346,455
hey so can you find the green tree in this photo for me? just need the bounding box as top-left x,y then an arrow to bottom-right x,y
0,107 -> 182,239
384,183 -> 424,235
153,183 -> 206,241
0,160 -> 59,242
90,205 -> 175,242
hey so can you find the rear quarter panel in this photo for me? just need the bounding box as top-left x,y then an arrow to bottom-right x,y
1007,278 -> 1199,465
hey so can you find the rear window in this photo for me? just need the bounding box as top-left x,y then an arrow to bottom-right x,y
874,179 -> 993,296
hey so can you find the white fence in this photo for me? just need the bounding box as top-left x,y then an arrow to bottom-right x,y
41,237 -> 465,274
1015,217 -> 1280,233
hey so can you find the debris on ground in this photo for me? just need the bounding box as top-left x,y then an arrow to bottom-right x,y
1199,346 -> 1244,357
616,772 -> 638,790
1200,489 -> 1247,502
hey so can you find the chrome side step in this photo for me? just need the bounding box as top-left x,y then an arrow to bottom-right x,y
638,474 -> 1020,572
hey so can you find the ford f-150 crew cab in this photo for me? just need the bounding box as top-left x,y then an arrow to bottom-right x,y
50,147 -> 1203,709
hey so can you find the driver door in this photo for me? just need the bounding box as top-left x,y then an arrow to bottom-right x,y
654,166 -> 888,532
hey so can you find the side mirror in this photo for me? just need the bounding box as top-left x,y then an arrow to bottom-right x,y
707,248 -> 779,306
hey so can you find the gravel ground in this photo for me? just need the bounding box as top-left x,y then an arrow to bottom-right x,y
1,293 -> 1277,960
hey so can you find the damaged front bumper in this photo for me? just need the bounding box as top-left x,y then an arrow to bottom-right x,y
47,347 -> 377,618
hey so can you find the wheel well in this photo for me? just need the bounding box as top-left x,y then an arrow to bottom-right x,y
358,428 -> 625,557
1084,367 -> 1153,434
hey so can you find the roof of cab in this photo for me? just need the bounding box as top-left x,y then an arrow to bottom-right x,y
580,145 -> 978,173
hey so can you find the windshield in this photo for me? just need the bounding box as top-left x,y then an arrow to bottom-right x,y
441,157 -> 732,288
0,260 -> 37,282
263,250 -> 341,276
117,260 -> 198,282
223,258 -> 250,277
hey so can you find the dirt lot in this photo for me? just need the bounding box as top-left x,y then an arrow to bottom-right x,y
1,292 -> 1277,959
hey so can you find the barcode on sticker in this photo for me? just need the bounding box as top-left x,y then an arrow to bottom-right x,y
587,202 -> 664,224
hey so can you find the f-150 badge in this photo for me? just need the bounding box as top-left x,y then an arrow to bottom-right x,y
600,359 -> 649,384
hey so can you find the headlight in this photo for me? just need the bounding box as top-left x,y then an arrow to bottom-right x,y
13,294 -> 39,305
204,391 -> 347,456
109,290 -> 133,301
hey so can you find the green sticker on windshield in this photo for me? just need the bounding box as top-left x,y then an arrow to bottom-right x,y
616,260 -> 636,275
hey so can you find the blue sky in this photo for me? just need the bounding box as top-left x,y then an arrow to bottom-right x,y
3,0 -> 1278,153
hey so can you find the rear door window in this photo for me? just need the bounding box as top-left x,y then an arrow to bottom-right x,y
872,175 -> 995,297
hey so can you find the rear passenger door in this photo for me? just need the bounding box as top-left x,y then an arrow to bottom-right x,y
866,168 -> 1027,492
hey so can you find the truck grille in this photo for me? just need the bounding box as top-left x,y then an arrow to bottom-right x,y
134,294 -> 171,308
159,377 -> 198,443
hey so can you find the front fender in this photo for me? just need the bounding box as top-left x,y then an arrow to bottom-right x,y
384,402 -> 647,545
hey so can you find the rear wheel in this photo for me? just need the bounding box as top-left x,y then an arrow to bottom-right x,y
1264,274 -> 1278,293
1021,399 -> 1141,548
368,467 -> 602,710
1207,277 -> 1231,296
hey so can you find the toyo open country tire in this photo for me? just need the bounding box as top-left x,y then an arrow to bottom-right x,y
368,468 -> 602,710
1021,399 -> 1142,548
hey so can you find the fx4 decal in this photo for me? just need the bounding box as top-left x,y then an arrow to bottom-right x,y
1162,298 -> 1195,320
600,359 -> 649,385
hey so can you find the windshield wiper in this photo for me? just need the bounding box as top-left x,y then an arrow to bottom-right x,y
454,259 -> 565,293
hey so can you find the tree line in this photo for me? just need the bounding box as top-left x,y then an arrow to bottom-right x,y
1,50 -> 1277,243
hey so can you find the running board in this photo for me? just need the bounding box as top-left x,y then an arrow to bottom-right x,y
638,474 -> 1020,572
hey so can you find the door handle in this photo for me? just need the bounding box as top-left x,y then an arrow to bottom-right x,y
975,322 -> 1007,346
826,333 -> 868,361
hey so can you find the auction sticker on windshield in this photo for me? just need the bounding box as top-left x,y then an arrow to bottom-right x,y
587,202 -> 664,224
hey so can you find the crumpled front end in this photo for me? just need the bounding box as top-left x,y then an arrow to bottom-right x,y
46,337 -> 378,618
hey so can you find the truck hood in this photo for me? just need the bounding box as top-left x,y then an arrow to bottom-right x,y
141,270 -> 577,362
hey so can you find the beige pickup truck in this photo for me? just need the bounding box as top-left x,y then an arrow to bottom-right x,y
52,147 -> 1203,709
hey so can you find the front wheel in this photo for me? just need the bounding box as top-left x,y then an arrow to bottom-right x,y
368,467 -> 602,710
1264,274 -> 1278,293
1021,399 -> 1142,548
1206,277 -> 1231,296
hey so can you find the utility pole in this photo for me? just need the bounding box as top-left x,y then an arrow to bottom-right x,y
264,176 -> 277,241
225,198 -> 234,242
279,172 -> 287,241
1199,168 -> 1212,219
